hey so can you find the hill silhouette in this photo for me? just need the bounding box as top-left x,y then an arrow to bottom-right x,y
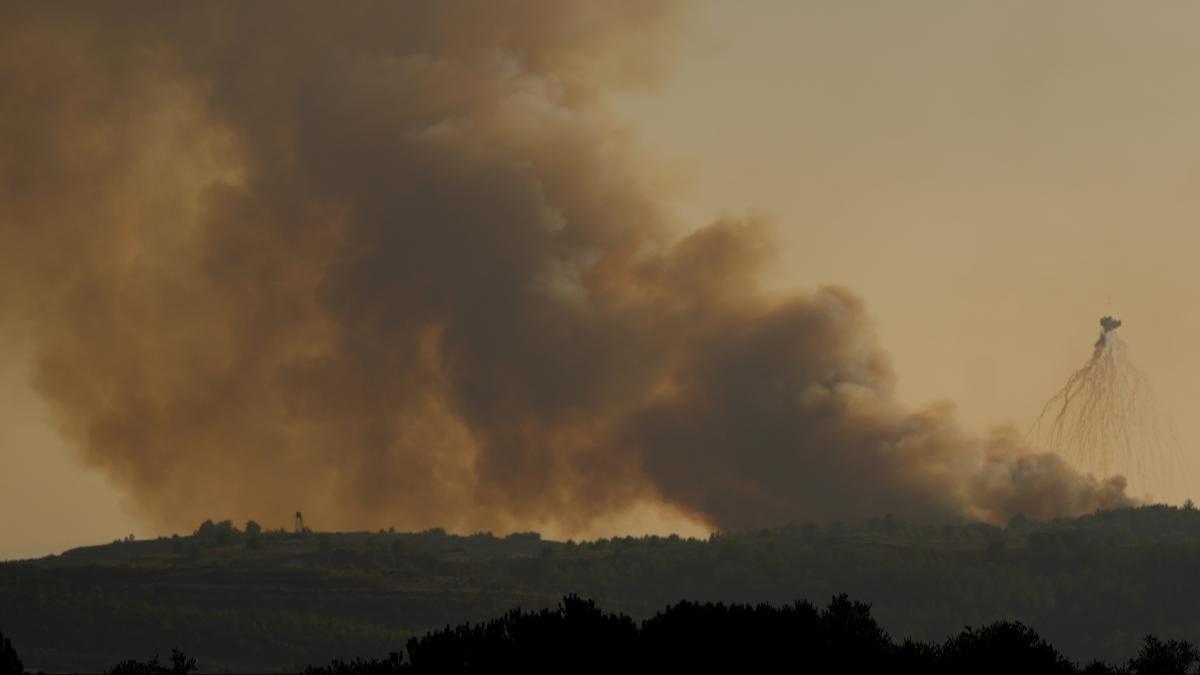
3,505 -> 1200,671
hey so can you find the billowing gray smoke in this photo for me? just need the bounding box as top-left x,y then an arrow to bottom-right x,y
0,1 -> 1129,535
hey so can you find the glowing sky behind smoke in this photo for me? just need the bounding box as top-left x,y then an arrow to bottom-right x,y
3,0 -> 1198,559
610,0 -> 1200,503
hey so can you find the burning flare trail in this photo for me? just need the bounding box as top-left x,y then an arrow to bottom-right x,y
1032,316 -> 1180,494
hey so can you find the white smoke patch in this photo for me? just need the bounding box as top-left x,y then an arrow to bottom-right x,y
1031,317 -> 1185,499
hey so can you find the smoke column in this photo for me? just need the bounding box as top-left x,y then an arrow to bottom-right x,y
0,2 -> 1130,535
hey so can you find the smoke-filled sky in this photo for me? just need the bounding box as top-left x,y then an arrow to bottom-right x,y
3,1 -> 1197,560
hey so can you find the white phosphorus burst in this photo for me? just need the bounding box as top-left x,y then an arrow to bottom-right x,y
1030,317 -> 1183,496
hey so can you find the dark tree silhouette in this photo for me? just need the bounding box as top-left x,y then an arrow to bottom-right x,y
167,648 -> 197,674
103,649 -> 196,675
193,519 -> 236,545
0,631 -> 22,675
1128,635 -> 1199,675
404,594 -> 637,672
245,520 -> 263,549
939,621 -> 1076,675
369,594 -> 1170,674
303,652 -> 403,675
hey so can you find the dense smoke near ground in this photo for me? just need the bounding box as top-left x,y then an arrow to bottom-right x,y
0,2 -> 1130,535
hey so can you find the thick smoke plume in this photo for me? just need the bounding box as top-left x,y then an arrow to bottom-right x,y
0,2 -> 1129,535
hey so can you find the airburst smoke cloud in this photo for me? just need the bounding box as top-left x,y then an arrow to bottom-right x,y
1032,317 -> 1181,496
0,1 -> 1130,535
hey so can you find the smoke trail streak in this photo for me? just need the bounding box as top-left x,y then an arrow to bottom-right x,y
1031,319 -> 1182,497
0,2 -> 1131,535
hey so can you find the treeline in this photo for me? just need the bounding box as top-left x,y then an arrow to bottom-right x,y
352,594 -> 1198,674
4,595 -> 1198,675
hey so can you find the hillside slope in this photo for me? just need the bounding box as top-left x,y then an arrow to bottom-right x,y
3,506 -> 1199,671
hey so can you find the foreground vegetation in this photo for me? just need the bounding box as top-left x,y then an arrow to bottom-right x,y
4,595 -> 1200,675
2,505 -> 1200,671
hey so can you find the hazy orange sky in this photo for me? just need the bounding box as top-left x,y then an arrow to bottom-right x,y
612,0 -> 1200,494
3,0 -> 1199,559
